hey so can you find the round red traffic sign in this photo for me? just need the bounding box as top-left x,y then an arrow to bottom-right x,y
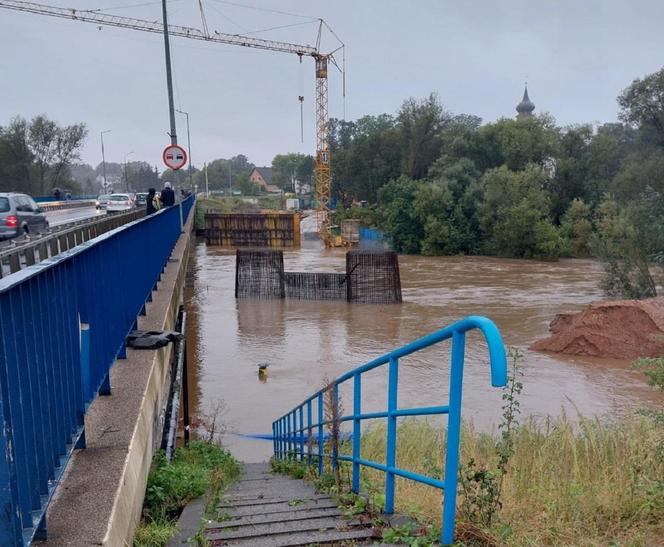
162,144 -> 187,170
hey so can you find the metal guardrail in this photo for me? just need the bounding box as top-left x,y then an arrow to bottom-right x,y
0,196 -> 194,545
0,209 -> 146,278
39,200 -> 96,212
271,316 -> 507,545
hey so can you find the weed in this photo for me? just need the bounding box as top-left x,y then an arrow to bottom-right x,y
133,519 -> 179,547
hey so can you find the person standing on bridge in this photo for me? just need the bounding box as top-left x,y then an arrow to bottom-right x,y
146,188 -> 161,215
161,182 -> 175,207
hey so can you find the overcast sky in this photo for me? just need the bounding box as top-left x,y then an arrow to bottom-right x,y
2,0 -> 664,170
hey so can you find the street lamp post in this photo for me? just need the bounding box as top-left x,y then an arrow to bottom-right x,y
176,109 -> 192,189
124,151 -> 134,192
101,129 -> 112,192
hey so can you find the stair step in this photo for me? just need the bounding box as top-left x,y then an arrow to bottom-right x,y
206,516 -> 363,541
218,493 -> 332,508
208,506 -> 343,529
218,497 -> 338,517
209,526 -> 376,546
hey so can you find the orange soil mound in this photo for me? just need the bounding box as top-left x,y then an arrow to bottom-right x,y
530,296 -> 664,359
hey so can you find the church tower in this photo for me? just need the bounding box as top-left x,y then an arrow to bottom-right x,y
516,84 -> 535,119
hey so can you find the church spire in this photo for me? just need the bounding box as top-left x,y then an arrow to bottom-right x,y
516,84 -> 535,119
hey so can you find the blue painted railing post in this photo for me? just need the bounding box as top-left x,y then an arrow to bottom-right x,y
0,397 -> 22,545
298,406 -> 304,461
331,383 -> 339,471
306,400 -> 313,466
317,393 -> 324,476
352,373 -> 361,493
441,331 -> 466,545
384,355 -> 399,514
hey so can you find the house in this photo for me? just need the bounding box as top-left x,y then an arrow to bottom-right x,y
249,167 -> 281,194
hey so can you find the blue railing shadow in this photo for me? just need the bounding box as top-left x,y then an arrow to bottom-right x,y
0,197 -> 193,545
271,315 -> 507,545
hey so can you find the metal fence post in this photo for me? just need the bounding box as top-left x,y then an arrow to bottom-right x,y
306,400 -> 313,466
298,405 -> 304,461
317,393 -> 324,476
441,331 -> 466,545
352,373 -> 361,493
384,355 -> 399,514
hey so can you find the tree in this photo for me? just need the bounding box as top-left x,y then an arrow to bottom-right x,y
377,176 -> 425,254
591,195 -> 658,298
618,67 -> 664,145
0,118 -> 34,193
26,115 -> 87,194
271,153 -> 314,190
560,198 -> 593,257
479,165 -> 562,259
397,93 -> 448,179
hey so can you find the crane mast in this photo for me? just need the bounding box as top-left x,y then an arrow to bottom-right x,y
0,0 -> 339,243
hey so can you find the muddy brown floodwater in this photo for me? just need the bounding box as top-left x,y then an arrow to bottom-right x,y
184,239 -> 663,462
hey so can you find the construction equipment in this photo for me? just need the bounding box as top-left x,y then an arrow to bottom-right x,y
0,0 -> 343,244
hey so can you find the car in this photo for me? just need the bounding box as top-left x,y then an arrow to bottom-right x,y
134,192 -> 149,207
0,193 -> 50,239
106,193 -> 135,213
95,194 -> 111,210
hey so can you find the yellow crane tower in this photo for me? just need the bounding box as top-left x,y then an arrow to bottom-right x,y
0,0 -> 344,244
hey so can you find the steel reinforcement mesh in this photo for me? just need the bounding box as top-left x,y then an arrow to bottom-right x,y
235,249 -> 402,303
346,250 -> 402,304
284,272 -> 347,300
235,249 -> 285,299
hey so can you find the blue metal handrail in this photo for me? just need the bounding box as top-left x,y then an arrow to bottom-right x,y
0,197 -> 194,545
271,315 -> 507,545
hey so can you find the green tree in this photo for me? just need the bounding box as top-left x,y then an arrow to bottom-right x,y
0,118 -> 34,193
27,114 -> 87,194
377,176 -> 425,254
271,153 -> 314,190
560,198 -> 593,257
479,165 -> 562,259
618,67 -> 664,145
591,195 -> 660,298
397,93 -> 448,179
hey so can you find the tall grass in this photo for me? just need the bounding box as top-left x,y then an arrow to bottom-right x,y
359,416 -> 664,546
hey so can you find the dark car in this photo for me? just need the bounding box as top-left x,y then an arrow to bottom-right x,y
0,193 -> 50,239
134,192 -> 149,207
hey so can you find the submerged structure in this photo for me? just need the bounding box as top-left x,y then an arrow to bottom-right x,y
235,249 -> 402,303
206,212 -> 301,248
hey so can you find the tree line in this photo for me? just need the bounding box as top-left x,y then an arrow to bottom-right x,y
331,68 -> 664,298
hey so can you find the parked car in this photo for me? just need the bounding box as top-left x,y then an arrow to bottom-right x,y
106,193 -> 135,213
0,193 -> 50,239
95,194 -> 111,210
134,192 -> 149,207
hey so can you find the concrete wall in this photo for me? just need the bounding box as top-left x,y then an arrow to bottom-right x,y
38,211 -> 194,547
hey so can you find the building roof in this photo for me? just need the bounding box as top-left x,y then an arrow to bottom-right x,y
516,85 -> 535,115
253,166 -> 273,184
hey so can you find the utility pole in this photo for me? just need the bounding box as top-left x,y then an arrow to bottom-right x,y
161,0 -> 177,147
101,129 -> 111,192
204,162 -> 209,197
124,151 -> 134,192
176,109 -> 192,188
228,163 -> 232,196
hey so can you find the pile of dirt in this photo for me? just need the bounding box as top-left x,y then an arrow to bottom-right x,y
530,296 -> 664,359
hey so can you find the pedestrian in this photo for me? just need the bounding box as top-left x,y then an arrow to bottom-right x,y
161,181 -> 175,207
53,188 -> 61,201
146,188 -> 161,215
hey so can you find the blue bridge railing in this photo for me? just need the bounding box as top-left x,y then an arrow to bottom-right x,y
271,315 -> 507,545
0,197 -> 193,546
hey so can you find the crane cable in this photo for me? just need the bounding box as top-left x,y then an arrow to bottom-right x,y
197,0 -> 210,37
298,54 -> 304,143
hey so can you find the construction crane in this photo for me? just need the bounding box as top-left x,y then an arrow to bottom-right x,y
0,0 -> 343,244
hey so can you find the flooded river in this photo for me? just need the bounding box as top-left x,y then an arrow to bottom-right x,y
184,240 -> 663,462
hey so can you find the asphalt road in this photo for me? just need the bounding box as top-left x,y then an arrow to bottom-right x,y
45,206 -> 106,227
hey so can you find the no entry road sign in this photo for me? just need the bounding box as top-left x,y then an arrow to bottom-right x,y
162,144 -> 187,170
